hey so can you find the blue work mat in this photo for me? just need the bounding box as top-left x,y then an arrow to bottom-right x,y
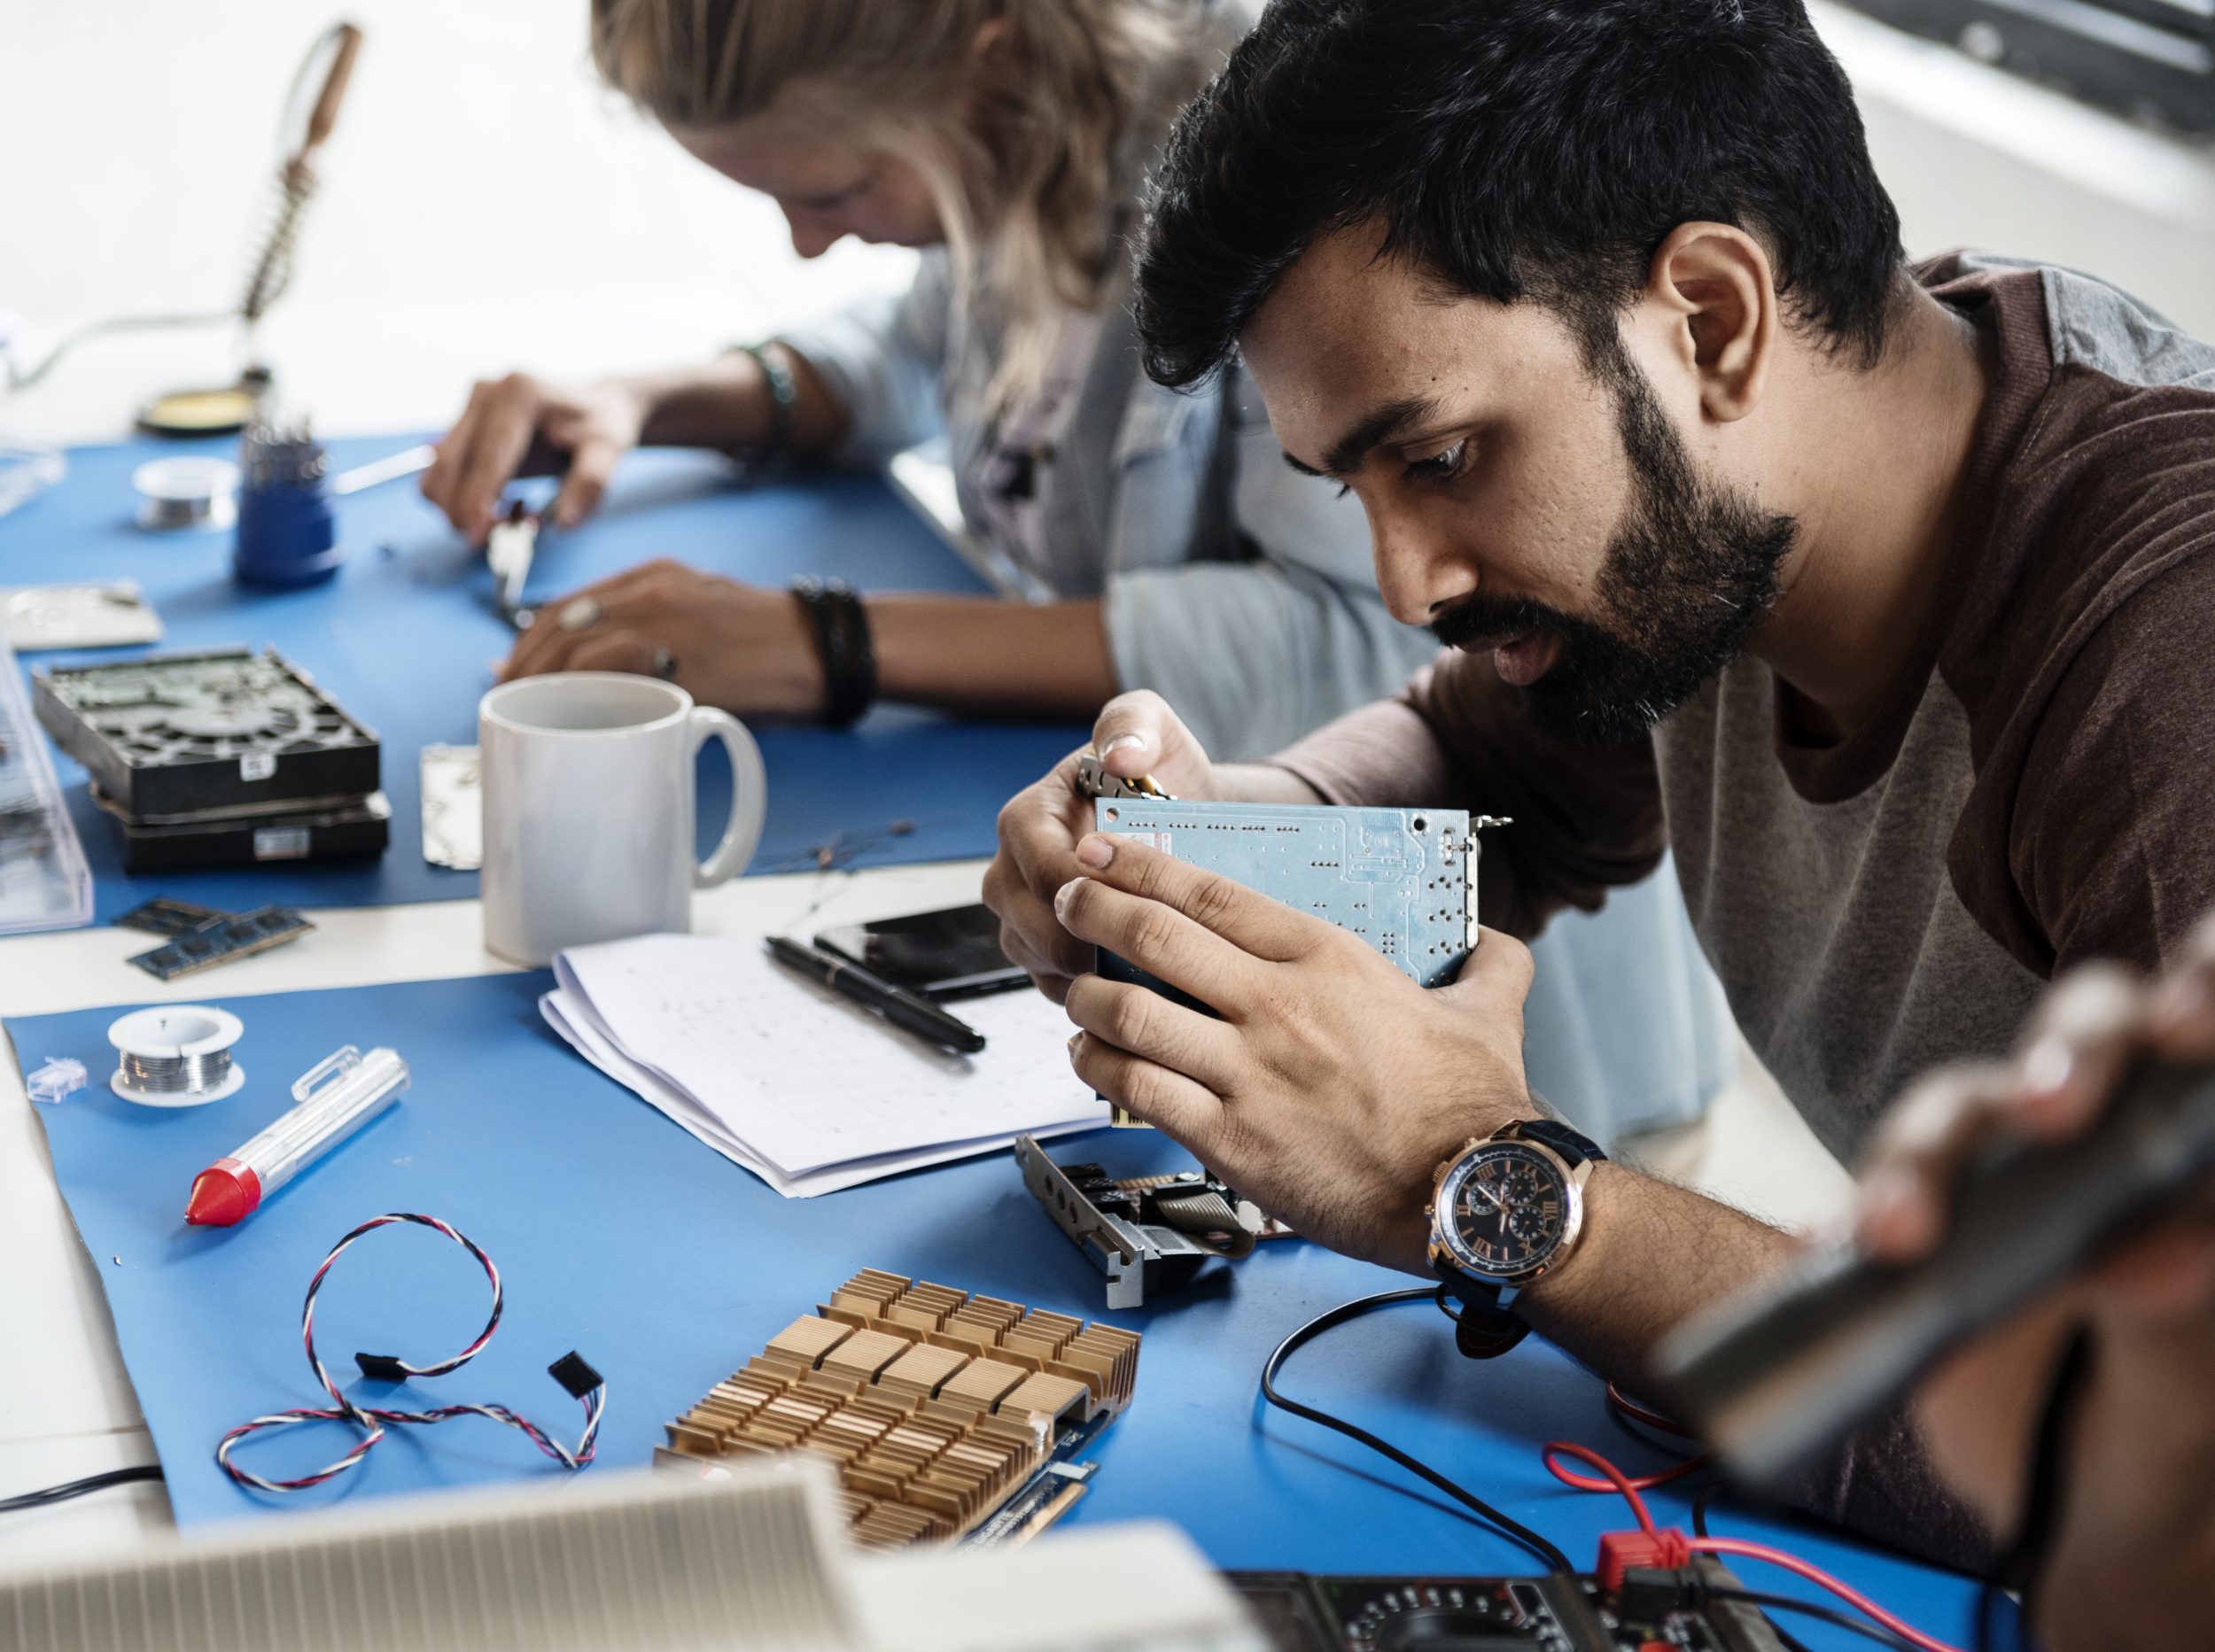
2,437 -> 1085,920
13,973 -> 1978,1647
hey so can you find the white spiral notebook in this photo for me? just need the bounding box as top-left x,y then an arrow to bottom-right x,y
541,932 -> 1106,1197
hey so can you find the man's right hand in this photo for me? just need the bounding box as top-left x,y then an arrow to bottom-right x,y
982,691 -> 1222,1004
421,373 -> 649,547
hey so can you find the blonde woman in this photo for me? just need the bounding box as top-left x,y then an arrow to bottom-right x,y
424,0 -> 1428,758
422,0 -> 1731,1144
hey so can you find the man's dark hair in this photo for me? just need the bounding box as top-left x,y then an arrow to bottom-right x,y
1135,0 -> 1906,387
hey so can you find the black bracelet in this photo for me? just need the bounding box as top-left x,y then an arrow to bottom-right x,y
791,576 -> 877,727
736,342 -> 797,469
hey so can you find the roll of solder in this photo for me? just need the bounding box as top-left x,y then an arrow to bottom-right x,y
133,457 -> 241,532
108,1004 -> 246,1106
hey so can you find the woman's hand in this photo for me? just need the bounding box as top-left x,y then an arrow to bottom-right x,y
501,560 -> 827,719
423,373 -> 650,546
1857,919 -> 2215,1652
981,692 -> 1224,1002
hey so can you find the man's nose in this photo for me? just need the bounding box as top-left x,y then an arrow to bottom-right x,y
1371,514 -> 1477,628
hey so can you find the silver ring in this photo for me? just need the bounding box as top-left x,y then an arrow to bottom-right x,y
556,596 -> 602,633
649,646 -> 678,681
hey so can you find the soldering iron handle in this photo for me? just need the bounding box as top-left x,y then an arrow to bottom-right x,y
300,24 -> 364,161
1657,1058 -> 2215,1491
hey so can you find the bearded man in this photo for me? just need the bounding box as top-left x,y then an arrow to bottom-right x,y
983,0 -> 2215,1577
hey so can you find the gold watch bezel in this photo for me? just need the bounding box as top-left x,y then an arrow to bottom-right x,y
1424,1126 -> 1592,1292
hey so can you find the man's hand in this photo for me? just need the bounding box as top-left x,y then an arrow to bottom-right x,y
1053,831 -> 1537,1274
982,692 -> 1224,1004
1857,919 -> 2215,1652
423,373 -> 649,546
500,560 -> 827,718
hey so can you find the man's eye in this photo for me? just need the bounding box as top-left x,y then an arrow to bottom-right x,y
1405,440 -> 1468,485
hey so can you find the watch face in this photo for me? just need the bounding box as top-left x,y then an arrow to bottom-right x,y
1436,1143 -> 1574,1280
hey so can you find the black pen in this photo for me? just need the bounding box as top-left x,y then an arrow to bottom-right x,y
765,935 -> 987,1056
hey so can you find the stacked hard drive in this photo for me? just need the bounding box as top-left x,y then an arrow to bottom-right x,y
32,647 -> 389,872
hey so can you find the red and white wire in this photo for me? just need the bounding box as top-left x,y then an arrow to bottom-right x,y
216,1213 -> 603,1493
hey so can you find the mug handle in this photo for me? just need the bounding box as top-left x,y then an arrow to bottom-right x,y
690,708 -> 766,888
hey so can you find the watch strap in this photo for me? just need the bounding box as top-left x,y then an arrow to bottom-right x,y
1431,1262 -> 1531,1360
1508,1117 -> 1606,1169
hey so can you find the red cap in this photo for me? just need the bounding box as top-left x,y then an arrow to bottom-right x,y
185,1158 -> 262,1227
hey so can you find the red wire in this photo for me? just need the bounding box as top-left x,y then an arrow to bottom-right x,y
1550,1446 -> 1714,1493
1545,1423 -> 1714,1494
1691,1537 -> 1964,1652
1605,1382 -> 1696,1438
1541,1440 -> 1657,1532
1543,1439 -> 1965,1652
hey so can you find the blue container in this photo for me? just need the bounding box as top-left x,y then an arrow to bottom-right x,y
233,452 -> 341,588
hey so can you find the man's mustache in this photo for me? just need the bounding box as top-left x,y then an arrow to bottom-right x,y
1429,593 -> 1580,650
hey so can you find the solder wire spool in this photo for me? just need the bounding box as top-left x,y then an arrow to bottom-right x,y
132,457 -> 241,532
107,1005 -> 246,1106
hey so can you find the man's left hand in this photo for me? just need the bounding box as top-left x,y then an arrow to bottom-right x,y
1054,831 -> 1537,1276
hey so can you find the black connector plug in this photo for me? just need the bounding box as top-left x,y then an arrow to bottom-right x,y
1615,1565 -> 1696,1634
354,1352 -> 409,1382
548,1351 -> 602,1398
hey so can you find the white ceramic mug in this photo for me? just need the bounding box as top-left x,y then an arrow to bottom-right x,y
478,673 -> 766,966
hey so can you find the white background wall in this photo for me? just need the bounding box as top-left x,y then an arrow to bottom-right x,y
1,0 -> 2211,445
0,0 -> 919,443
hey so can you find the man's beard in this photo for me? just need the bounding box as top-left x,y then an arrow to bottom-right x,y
1431,345 -> 1796,747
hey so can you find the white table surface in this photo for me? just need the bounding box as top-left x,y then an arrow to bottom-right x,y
0,856 -> 994,1563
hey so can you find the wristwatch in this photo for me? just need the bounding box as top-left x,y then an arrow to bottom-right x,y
1426,1118 -> 1606,1359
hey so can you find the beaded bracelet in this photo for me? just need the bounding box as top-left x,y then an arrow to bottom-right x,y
735,341 -> 797,469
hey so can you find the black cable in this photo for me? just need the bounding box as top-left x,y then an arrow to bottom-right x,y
0,1465 -> 165,1516
1705,1586 -> 1921,1652
1691,1481 -> 1718,1537
1259,1286 -> 1576,1575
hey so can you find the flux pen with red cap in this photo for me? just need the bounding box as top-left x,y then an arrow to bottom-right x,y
185,1045 -> 409,1226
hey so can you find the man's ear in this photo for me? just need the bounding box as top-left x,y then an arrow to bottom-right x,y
1641,222 -> 1777,423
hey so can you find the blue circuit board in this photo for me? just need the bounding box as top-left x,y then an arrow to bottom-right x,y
960,1407 -> 1112,1548
1092,797 -> 1482,987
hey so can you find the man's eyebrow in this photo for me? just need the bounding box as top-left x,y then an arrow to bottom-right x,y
1279,395 -> 1443,480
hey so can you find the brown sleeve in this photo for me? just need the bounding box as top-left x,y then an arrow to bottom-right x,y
2010,555 -> 2215,975
1784,1413 -> 1995,1576
1273,647 -> 1667,939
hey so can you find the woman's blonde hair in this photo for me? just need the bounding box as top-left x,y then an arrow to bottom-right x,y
590,0 -> 1219,409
